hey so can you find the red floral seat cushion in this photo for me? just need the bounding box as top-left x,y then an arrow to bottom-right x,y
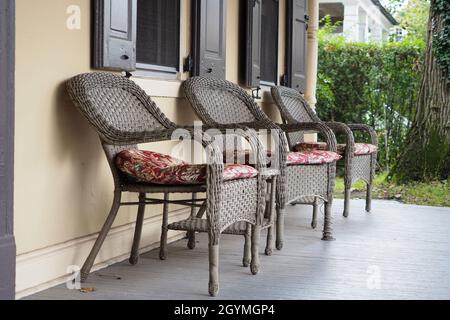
223,149 -> 341,166
286,151 -> 342,165
294,142 -> 377,156
116,149 -> 258,185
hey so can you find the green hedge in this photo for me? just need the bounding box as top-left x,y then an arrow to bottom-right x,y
317,36 -> 425,170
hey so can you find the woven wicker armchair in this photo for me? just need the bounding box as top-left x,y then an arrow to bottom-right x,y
271,86 -> 378,218
183,77 -> 341,248
66,72 -> 268,296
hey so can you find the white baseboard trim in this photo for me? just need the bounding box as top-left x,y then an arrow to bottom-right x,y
15,209 -> 190,299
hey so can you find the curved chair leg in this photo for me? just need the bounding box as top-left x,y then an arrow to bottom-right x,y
265,226 -> 274,256
264,179 -> 275,255
187,233 -> 196,250
366,183 -> 372,212
322,200 -> 335,241
276,206 -> 285,250
243,225 -> 251,267
311,198 -> 319,229
343,185 -> 351,218
129,193 -> 146,265
251,225 -> 261,275
208,243 -> 220,297
159,193 -> 169,260
81,190 -> 122,282
187,193 -> 197,250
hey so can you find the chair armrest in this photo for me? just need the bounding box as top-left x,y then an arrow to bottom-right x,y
201,120 -> 287,208
235,120 -> 288,177
324,122 -> 355,159
176,125 -> 268,225
194,124 -> 268,174
279,122 -> 338,153
346,124 -> 378,146
106,126 -> 227,236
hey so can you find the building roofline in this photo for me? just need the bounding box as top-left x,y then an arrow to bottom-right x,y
370,0 -> 398,25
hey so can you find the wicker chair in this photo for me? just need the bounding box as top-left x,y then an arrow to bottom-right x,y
66,72 -> 268,296
271,86 -> 378,218
183,77 -> 341,248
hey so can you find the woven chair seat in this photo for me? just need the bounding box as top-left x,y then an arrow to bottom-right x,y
294,142 -> 378,156
287,151 -> 342,165
116,149 -> 258,185
168,218 -> 272,234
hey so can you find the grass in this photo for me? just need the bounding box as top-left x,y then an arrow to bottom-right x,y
335,172 -> 450,207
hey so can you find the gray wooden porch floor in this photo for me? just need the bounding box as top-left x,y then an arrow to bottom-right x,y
27,199 -> 450,300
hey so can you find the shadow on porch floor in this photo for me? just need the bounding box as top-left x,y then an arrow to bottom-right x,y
26,199 -> 450,300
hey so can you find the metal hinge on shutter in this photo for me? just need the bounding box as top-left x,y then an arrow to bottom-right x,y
252,86 -> 262,100
183,55 -> 193,73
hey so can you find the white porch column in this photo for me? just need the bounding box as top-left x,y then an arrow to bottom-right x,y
305,0 -> 319,109
358,7 -> 368,42
370,22 -> 383,43
342,0 -> 360,42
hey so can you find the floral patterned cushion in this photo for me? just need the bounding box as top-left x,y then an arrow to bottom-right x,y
294,142 -> 377,156
287,151 -> 342,165
223,149 -> 341,165
116,149 -> 258,185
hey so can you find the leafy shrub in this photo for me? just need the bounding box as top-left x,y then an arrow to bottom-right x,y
316,23 -> 425,170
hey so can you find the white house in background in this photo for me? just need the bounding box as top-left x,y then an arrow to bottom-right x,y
319,0 -> 398,43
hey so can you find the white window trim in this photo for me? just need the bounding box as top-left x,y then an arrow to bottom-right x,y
260,80 -> 277,87
131,77 -> 183,98
134,63 -> 178,80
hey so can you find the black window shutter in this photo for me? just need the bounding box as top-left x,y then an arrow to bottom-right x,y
242,0 -> 262,87
93,0 -> 137,71
191,0 -> 227,79
286,0 -> 307,92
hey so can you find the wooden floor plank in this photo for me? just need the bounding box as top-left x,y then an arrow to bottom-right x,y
26,199 -> 450,300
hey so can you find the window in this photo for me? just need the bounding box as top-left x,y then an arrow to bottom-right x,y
260,0 -> 278,84
240,0 -> 307,90
93,0 -> 181,75
136,0 -> 180,72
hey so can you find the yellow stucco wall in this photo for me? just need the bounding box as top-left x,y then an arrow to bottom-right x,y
14,0 -> 286,255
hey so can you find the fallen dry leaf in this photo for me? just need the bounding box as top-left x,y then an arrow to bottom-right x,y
79,287 -> 96,293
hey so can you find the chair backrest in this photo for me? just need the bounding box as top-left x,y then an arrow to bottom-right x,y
271,86 -> 321,147
66,72 -> 176,186
183,76 -> 271,126
271,86 -> 320,123
66,72 -> 176,145
183,76 -> 276,153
